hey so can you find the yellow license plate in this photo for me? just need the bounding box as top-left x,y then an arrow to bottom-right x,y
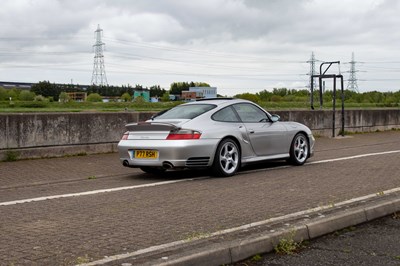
134,150 -> 158,159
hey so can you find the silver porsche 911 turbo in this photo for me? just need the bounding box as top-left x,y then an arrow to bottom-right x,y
118,98 -> 314,177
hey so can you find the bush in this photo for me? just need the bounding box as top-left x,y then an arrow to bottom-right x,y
235,93 -> 260,103
19,101 -> 48,108
161,92 -> 170,102
19,90 -> 35,101
133,96 -> 145,104
3,150 -> 19,162
121,92 -> 132,102
0,87 -> 8,100
86,93 -> 103,102
271,95 -> 282,102
59,92 -> 71,103
34,95 -> 46,102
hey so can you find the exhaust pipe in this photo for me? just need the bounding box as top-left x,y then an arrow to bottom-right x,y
162,162 -> 174,169
123,160 -> 130,167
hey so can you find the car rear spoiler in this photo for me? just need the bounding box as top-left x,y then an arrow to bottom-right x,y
125,122 -> 179,132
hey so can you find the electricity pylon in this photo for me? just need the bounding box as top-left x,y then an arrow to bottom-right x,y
91,24 -> 108,86
307,51 -> 317,90
347,52 -> 359,92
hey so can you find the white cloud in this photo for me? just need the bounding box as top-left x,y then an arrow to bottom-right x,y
0,0 -> 399,92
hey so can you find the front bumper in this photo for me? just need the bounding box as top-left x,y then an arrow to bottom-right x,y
309,134 -> 315,157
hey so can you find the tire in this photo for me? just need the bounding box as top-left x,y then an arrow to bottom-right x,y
289,133 -> 309,165
212,138 -> 240,177
140,167 -> 166,174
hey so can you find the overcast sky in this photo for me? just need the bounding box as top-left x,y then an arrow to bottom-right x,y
1,0 -> 399,96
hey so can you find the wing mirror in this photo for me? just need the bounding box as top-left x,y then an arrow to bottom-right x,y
270,114 -> 280,122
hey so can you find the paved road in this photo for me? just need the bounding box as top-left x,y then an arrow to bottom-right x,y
0,131 -> 400,265
234,214 -> 400,266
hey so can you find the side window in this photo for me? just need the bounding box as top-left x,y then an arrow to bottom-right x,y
233,103 -> 269,123
212,106 -> 240,122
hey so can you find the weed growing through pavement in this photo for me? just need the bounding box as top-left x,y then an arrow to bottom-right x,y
342,248 -> 351,253
251,254 -> 262,262
274,229 -> 303,255
376,191 -> 385,196
75,254 -> 90,264
3,150 -> 18,162
64,152 -> 87,158
333,226 -> 357,237
87,175 -> 97,180
184,231 -> 211,242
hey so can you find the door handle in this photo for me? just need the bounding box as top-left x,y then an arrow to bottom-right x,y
249,129 -> 255,134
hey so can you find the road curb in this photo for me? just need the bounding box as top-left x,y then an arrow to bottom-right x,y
154,197 -> 400,266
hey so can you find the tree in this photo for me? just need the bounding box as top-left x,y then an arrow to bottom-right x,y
0,87 -> 7,101
161,92 -> 170,102
31,81 -> 60,101
121,92 -> 132,102
86,93 -> 103,102
169,81 -> 210,95
273,88 -> 288,97
6,88 -> 18,101
234,93 -> 260,103
19,90 -> 35,101
150,85 -> 166,97
59,92 -> 71,103
256,89 -> 273,101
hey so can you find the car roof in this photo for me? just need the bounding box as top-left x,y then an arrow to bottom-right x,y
185,98 -> 249,106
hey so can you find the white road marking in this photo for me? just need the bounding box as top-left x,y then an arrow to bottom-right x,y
307,150 -> 400,165
0,178 -> 204,206
1,149 -> 400,207
79,186 -> 400,266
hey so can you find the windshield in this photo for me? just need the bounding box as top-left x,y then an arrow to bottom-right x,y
156,104 -> 216,120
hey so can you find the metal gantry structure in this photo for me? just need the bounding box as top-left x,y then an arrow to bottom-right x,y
311,61 -> 345,137
91,24 -> 108,86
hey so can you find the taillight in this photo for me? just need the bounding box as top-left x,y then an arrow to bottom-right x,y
166,129 -> 201,140
121,132 -> 129,140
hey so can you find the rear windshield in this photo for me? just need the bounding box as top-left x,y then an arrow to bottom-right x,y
156,104 -> 216,120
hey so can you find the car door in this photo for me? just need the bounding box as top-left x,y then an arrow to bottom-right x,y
233,103 -> 288,156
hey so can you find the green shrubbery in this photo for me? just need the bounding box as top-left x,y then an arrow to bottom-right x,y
86,93 -> 103,102
1,84 -> 399,113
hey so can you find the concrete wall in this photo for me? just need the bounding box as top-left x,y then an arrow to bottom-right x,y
1,109 -> 399,160
273,109 -> 400,137
0,112 -> 154,160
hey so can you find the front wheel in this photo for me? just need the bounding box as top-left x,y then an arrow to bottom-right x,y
289,133 -> 309,165
212,138 -> 240,177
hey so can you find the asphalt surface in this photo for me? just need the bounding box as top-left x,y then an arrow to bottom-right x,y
233,214 -> 400,266
0,130 -> 400,265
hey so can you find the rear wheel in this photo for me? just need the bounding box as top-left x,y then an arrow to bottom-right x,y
289,133 -> 309,165
212,138 -> 240,177
140,167 -> 166,174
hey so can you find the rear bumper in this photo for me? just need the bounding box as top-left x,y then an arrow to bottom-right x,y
118,139 -> 219,168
